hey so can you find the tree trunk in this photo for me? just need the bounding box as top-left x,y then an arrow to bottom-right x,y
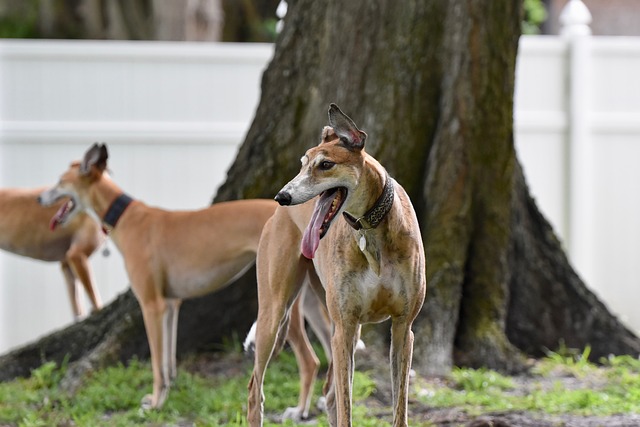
2,0 -> 639,382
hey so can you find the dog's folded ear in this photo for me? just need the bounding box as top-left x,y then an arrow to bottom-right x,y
328,103 -> 366,151
80,142 -> 109,176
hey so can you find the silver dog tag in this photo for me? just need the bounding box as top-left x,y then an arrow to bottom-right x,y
359,234 -> 366,252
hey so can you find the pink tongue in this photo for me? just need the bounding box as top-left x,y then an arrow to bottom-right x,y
301,193 -> 335,259
50,200 -> 71,231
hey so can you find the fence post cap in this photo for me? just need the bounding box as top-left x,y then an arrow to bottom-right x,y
276,1 -> 288,33
560,0 -> 592,37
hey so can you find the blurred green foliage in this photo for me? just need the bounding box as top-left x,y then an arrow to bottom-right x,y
0,0 -> 39,38
523,0 -> 548,34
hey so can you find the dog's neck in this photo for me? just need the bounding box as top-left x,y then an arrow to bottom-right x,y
103,193 -> 134,228
342,158 -> 394,231
87,176 -> 134,230
343,174 -> 394,230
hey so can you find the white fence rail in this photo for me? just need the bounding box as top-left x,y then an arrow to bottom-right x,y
2,30 -> 640,353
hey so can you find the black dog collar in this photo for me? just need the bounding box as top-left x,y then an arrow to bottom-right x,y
103,193 -> 134,228
343,173 -> 395,230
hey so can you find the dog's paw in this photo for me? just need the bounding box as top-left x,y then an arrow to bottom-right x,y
355,339 -> 366,352
140,394 -> 154,410
316,396 -> 327,412
73,313 -> 89,323
282,406 -> 307,422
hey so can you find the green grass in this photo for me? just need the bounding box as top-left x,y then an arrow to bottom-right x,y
416,346 -> 640,417
3,345 -> 640,426
0,350 -> 379,427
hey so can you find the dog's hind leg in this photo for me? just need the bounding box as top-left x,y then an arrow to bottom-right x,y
60,261 -> 83,320
283,287 -> 321,422
389,319 -> 414,427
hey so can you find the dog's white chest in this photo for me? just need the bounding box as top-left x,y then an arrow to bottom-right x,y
356,276 -> 404,323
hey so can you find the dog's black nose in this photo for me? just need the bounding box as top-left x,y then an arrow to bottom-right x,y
36,196 -> 43,205
274,191 -> 292,206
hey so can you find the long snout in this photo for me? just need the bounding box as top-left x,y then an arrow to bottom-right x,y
37,191 -> 52,206
274,191 -> 292,206
274,177 -> 329,206
38,187 -> 62,207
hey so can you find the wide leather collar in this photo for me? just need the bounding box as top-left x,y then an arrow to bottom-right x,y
103,193 -> 134,228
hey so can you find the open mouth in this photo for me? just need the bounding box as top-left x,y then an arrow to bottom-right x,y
301,187 -> 347,259
50,198 -> 76,230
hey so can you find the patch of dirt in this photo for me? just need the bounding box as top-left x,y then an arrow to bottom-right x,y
182,350 -> 640,427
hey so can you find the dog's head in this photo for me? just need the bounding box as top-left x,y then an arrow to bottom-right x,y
275,104 -> 367,258
38,143 -> 109,230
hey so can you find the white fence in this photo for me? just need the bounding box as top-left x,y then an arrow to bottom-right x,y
2,30 -> 640,354
515,33 -> 640,338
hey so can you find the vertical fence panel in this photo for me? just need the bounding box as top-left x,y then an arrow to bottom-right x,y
563,0 -> 596,290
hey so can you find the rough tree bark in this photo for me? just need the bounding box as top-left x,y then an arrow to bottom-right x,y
1,0 -> 639,383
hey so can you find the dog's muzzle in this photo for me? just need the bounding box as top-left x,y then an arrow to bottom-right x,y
274,191 -> 292,206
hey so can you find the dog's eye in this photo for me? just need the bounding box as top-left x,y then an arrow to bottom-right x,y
319,161 -> 335,170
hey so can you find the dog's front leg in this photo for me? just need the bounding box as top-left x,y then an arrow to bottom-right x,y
140,298 -> 170,410
390,319 -> 415,427
328,319 -> 358,427
60,261 -> 84,320
164,299 -> 181,382
248,222 -> 309,426
66,245 -> 102,312
247,298 -> 293,426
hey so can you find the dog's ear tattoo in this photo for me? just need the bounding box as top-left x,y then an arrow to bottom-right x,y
328,103 -> 366,151
80,142 -> 109,176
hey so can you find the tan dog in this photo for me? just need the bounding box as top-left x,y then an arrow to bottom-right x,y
38,143 -> 279,410
0,187 -> 104,320
247,104 -> 426,427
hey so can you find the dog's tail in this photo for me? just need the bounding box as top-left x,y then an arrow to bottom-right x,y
243,316 -> 291,359
243,319 -> 366,359
243,322 -> 257,357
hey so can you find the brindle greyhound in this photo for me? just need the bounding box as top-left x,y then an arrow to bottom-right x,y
247,104 -> 426,427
